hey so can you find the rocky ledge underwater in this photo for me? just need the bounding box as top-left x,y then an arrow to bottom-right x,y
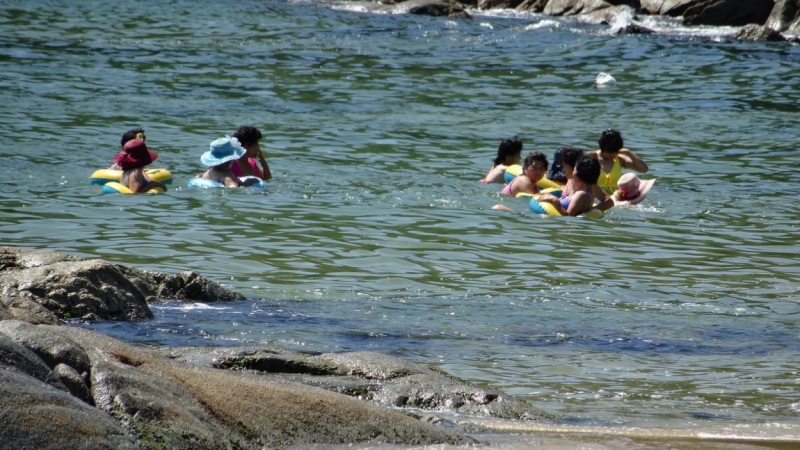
0,246 -> 553,449
334,0 -> 800,41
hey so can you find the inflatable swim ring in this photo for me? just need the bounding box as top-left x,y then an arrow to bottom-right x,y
91,168 -> 173,186
529,197 -> 604,219
503,164 -> 563,190
101,182 -> 165,195
187,176 -> 265,189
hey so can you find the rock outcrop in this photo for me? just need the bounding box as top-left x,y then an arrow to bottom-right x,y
732,23 -> 787,41
765,0 -> 800,33
0,321 -> 477,449
0,247 -> 244,323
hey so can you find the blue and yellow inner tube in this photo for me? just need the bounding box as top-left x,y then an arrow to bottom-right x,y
504,164 -> 563,190
91,168 -> 173,186
101,182 -> 166,195
187,176 -> 265,189
528,196 -> 604,219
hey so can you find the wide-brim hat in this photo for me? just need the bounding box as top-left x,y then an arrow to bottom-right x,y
114,138 -> 158,170
614,173 -> 655,206
201,136 -> 245,167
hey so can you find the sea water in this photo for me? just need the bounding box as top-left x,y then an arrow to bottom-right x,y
1,0 -> 799,446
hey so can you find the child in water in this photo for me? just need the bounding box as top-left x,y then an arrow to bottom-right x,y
500,151 -> 548,197
231,125 -> 272,181
113,139 -> 167,193
537,154 -> 600,216
482,137 -> 522,184
109,128 -> 147,170
197,136 -> 261,188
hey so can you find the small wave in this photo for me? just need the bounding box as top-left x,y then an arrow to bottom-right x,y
154,302 -> 229,311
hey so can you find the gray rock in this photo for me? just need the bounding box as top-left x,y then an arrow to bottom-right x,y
207,348 -> 553,421
639,0 -> 697,16
0,320 -> 91,373
0,369 -> 140,450
0,246 -> 245,322
54,362 -> 93,404
5,324 -> 471,448
544,0 -> 612,16
0,330 -> 65,389
732,23 -> 787,41
764,0 -> 800,32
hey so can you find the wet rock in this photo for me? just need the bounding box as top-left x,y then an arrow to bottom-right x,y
683,0 -> 774,26
150,270 -> 245,303
765,0 -> 800,32
0,247 -> 244,322
732,23 -> 787,41
617,22 -> 655,33
515,0 -> 549,12
408,0 -> 474,18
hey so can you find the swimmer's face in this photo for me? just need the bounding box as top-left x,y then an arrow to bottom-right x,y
243,141 -> 261,157
525,161 -> 547,182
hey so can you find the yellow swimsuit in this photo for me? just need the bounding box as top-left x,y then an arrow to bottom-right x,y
596,156 -> 621,195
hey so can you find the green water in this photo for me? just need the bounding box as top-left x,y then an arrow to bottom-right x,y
2,0 -> 800,443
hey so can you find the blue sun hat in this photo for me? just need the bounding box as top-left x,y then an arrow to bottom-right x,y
201,136 -> 245,167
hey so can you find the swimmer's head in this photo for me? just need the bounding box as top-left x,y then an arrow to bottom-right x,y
121,128 -> 146,147
575,153 -> 600,185
494,136 -> 523,166
599,129 -> 623,154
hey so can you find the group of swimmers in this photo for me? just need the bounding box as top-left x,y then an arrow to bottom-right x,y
108,126 -> 272,193
483,129 -> 655,216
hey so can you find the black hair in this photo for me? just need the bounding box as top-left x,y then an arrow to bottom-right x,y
575,153 -> 600,185
523,151 -> 548,170
493,136 -> 523,166
232,125 -> 263,147
561,147 -> 585,168
121,128 -> 145,147
598,129 -> 623,153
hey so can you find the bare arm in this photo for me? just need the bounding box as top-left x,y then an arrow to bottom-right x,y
591,185 -> 614,211
565,192 -> 592,217
619,148 -> 648,173
256,151 -> 272,181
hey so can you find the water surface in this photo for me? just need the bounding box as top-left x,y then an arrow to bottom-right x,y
1,0 -> 799,445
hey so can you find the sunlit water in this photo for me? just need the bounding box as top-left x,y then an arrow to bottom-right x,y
2,0 -> 800,444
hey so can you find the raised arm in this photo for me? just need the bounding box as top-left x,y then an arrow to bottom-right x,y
619,148 -> 648,173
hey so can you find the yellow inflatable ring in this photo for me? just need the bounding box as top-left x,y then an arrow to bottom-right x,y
101,182 -> 165,195
504,164 -> 563,190
91,168 -> 173,186
529,196 -> 604,219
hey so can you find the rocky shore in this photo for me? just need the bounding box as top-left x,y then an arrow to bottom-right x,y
0,247 -> 552,449
340,0 -> 800,41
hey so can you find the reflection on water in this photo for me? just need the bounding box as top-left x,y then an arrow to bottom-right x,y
2,0 -> 800,440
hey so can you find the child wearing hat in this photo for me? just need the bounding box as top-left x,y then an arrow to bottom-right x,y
197,136 -> 261,188
109,128 -> 148,170
113,139 -> 167,193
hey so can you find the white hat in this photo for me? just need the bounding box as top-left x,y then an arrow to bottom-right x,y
613,173 -> 655,206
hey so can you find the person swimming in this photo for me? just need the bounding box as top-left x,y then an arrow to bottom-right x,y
537,154 -> 601,216
590,129 -> 648,195
113,139 -> 167,193
196,136 -> 261,188
482,137 -> 523,184
499,151 -> 548,197
109,128 -> 148,170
